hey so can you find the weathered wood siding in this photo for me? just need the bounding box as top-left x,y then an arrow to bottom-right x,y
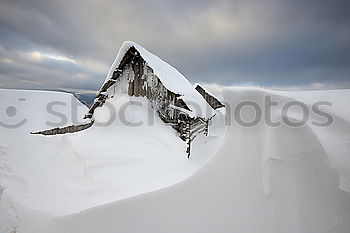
121,54 -> 180,124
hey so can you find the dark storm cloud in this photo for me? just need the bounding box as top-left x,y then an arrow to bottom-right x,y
0,0 -> 349,91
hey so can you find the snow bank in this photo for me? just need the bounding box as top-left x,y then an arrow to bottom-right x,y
269,89 -> 350,193
0,89 -> 88,132
44,87 -> 350,233
103,41 -> 213,118
0,89 -> 220,219
2,87 -> 350,233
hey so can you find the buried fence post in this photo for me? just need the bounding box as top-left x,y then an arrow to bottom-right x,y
187,137 -> 191,159
187,121 -> 191,158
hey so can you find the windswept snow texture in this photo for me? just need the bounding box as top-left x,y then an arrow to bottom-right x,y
103,41 -> 212,117
1,87 -> 350,233
270,89 -> 350,193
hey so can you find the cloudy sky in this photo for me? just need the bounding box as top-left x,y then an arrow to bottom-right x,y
0,0 -> 349,92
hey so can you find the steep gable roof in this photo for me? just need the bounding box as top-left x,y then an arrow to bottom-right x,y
101,41 -> 213,118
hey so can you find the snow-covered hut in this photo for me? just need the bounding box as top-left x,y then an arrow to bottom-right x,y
86,41 -> 224,156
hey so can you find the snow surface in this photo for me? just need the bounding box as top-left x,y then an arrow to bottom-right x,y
0,89 -> 222,220
103,41 -> 213,118
270,89 -> 350,193
1,87 -> 350,233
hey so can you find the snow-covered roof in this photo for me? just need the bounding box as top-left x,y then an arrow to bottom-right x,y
103,41 -> 213,118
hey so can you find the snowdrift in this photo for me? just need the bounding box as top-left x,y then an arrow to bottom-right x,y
0,89 -> 222,232
1,87 -> 350,233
